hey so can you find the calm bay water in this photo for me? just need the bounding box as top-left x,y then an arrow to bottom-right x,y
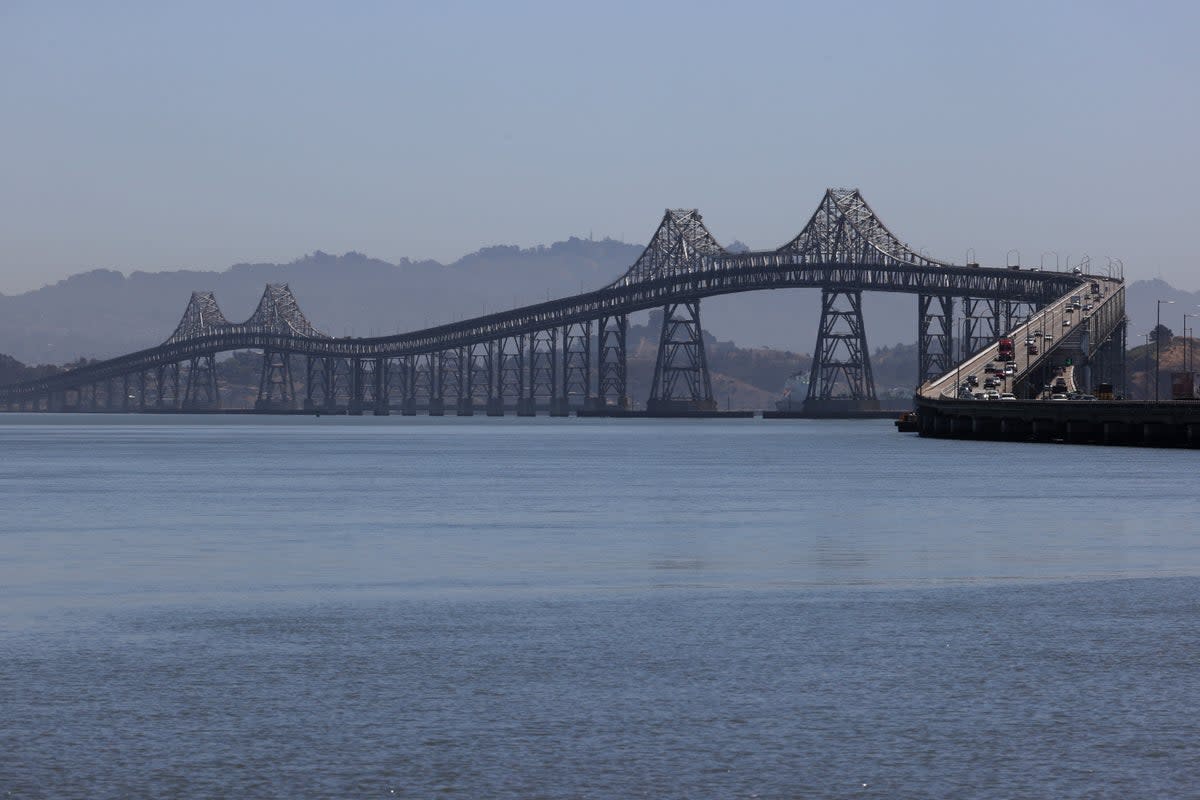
1,415 -> 1197,798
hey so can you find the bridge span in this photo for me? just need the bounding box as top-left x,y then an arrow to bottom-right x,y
0,189 -> 1119,416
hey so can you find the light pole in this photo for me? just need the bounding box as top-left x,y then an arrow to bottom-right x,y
1142,332 -> 1152,401
1156,299 -> 1175,402
1185,309 -> 1200,375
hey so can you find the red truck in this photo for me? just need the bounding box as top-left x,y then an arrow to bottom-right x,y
998,337 -> 1015,362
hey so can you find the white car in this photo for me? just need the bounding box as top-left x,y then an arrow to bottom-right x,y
999,392 -> 1017,400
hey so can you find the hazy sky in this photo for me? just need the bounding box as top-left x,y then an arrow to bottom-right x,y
2,1 -> 1197,294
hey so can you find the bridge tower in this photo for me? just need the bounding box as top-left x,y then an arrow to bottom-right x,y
918,294 -> 955,385
594,314 -> 629,410
256,350 -> 294,411
182,353 -> 220,410
803,289 -> 879,414
497,336 -> 525,416
557,321 -> 590,416
153,362 -> 182,409
463,342 -> 493,416
647,301 -> 717,414
521,329 -> 557,416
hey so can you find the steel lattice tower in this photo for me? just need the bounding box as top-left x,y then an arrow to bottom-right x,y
804,289 -> 878,413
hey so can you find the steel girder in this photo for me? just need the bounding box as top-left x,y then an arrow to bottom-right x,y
3,186 -> 1108,408
256,350 -> 294,410
528,329 -> 557,405
919,294 -> 955,385
0,263 -> 1088,406
806,289 -> 876,403
647,301 -> 716,412
498,336 -> 525,407
561,322 -> 591,408
183,353 -> 220,409
597,315 -> 629,409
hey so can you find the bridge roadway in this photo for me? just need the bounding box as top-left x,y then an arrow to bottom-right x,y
919,276 -> 1125,401
0,262 -> 1091,407
902,278 -> 1200,447
0,189 -> 1114,412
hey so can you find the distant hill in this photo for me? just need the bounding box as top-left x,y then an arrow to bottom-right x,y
0,238 -> 920,367
1123,279 -> 1200,341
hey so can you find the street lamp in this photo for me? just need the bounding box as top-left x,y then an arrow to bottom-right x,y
1156,299 -> 1175,402
1142,332 -> 1152,401
1184,309 -> 1200,375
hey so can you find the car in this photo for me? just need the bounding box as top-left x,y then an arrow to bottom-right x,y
966,374 -> 979,387
1078,394 -> 1097,401
1025,336 -> 1036,345
984,377 -> 999,389
1004,363 -> 1016,376
1063,318 -> 1071,328
973,392 -> 986,400
984,362 -> 998,374
983,390 -> 1000,400
999,392 -> 1017,400
1044,333 -> 1055,344
1050,393 -> 1069,400
1027,344 -> 1039,355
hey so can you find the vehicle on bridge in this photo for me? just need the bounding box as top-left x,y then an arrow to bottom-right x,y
998,337 -> 1015,362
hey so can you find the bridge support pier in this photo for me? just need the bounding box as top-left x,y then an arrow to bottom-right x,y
486,398 -> 505,416
918,294 -> 955,386
549,397 -> 571,417
597,315 -> 629,411
457,397 -> 475,416
1031,418 -> 1059,441
183,353 -> 220,411
803,289 -> 878,415
1000,418 -> 1029,439
516,397 -> 537,416
647,300 -> 716,414
1103,421 -> 1126,445
428,397 -> 445,416
1186,423 -> 1200,446
1065,420 -> 1092,443
1142,422 -> 1165,444
256,349 -> 294,411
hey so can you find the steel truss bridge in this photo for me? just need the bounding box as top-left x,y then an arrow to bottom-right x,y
0,189 -> 1126,415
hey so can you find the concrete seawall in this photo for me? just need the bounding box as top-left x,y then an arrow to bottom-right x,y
914,396 -> 1200,447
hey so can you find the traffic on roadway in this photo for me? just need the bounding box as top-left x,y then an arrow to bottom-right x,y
922,274 -> 1119,401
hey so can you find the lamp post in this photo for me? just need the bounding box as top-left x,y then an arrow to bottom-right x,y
1142,332 -> 1152,401
1185,309 -> 1200,375
1156,299 -> 1175,402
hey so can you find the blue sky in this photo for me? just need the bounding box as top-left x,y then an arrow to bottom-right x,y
1,0 -> 1197,293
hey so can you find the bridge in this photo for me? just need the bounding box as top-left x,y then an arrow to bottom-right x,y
0,189 -> 1124,416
